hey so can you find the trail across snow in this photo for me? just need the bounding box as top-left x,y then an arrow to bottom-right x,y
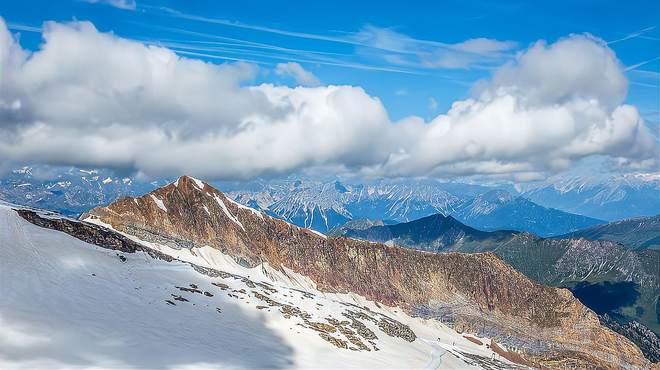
421,339 -> 448,369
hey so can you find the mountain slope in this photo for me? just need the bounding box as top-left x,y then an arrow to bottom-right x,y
559,215 -> 660,249
1,203 -> 522,369
81,176 -> 651,369
342,214 -> 660,354
452,190 -> 604,236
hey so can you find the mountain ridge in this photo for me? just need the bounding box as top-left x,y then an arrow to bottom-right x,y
558,214 -> 660,249
5,203 -> 526,369
81,175 -> 652,369
336,210 -> 660,358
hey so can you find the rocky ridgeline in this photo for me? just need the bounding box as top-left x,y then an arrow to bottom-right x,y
82,176 -> 652,369
16,208 -> 422,355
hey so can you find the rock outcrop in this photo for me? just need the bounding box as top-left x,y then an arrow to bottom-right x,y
83,176 -> 651,369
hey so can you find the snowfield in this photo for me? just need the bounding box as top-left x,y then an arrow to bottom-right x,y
0,203 -> 521,369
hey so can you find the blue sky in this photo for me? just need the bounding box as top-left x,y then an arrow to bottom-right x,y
0,1 -> 658,182
4,0 -> 658,121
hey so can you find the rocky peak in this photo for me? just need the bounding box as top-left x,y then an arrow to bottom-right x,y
83,177 -> 651,369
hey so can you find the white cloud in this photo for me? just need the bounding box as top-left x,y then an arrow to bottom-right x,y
353,25 -> 517,69
274,62 -> 320,86
0,19 -> 656,181
82,0 -> 137,10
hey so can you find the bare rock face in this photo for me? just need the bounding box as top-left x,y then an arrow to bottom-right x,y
83,176 -> 651,369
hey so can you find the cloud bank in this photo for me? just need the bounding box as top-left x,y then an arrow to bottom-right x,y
0,18 -> 656,181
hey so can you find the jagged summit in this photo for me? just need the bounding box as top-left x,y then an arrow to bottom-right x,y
81,178 -> 651,369
172,175 -> 207,189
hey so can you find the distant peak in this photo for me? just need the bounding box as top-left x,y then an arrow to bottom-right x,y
416,212 -> 456,223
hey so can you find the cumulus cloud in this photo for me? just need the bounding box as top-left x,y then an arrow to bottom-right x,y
0,18 -> 656,181
274,62 -> 320,86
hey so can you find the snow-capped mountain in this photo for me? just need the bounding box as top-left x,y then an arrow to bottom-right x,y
0,166 -> 165,216
227,178 -> 473,232
2,166 -> 658,235
78,176 -> 651,368
1,177 -> 652,368
2,202 -> 519,369
228,179 -> 605,236
522,173 -> 660,221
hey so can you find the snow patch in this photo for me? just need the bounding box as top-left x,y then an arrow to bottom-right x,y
306,228 -> 327,239
149,194 -> 167,213
226,196 -> 264,219
102,177 -> 113,184
214,194 -> 245,231
190,176 -> 205,190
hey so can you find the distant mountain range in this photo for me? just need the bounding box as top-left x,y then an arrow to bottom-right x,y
522,174 -> 660,221
451,189 -> 603,236
226,178 -> 470,232
1,166 -> 658,236
0,166 -> 165,216
336,213 -> 660,355
228,178 -> 608,236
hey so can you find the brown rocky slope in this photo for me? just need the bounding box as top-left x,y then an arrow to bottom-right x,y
83,176 -> 651,369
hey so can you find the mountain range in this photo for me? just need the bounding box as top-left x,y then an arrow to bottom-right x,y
450,189 -> 603,236
0,166 -> 164,216
522,174 -> 660,221
82,176 -> 653,367
227,178 -> 608,236
2,166 -> 658,236
2,176 -> 656,367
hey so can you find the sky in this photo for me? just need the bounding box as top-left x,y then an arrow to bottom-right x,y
0,0 -> 658,182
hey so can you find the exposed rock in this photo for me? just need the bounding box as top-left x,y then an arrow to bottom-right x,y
599,314 -> 660,363
318,333 -> 348,349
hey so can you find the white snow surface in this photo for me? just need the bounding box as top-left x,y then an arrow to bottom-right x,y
213,194 -> 245,231
306,228 -> 327,239
225,196 -> 264,219
1,204 -> 517,369
149,194 -> 168,213
190,176 -> 205,190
